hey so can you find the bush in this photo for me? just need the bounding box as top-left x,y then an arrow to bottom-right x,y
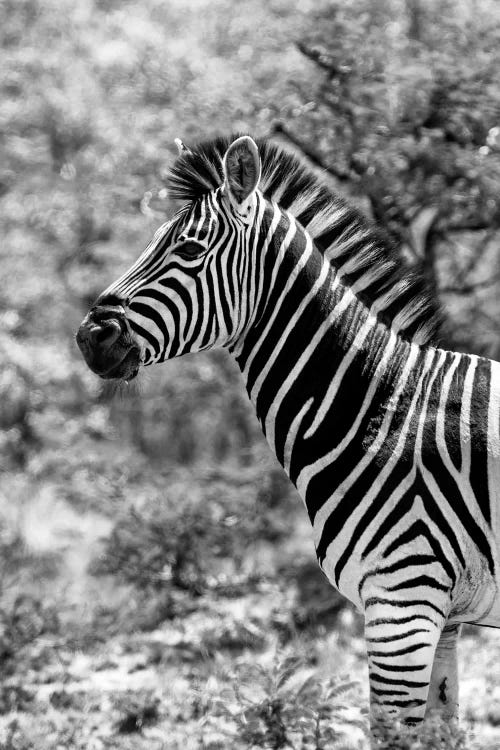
371,713 -> 469,750
0,595 -> 60,673
91,467 -> 293,610
0,684 -> 36,715
212,655 -> 365,749
112,690 -> 161,734
0,720 -> 35,750
0,363 -> 34,468
92,494 -> 238,597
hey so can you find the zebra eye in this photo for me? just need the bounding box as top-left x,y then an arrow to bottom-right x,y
175,240 -> 207,259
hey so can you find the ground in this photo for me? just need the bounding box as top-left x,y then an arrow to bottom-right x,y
1,486 -> 500,750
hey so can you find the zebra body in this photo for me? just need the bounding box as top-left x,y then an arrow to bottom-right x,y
77,134 -> 500,729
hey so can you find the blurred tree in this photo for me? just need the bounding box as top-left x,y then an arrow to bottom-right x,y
274,0 -> 500,356
1,5 -> 500,741
0,0 -> 317,465
3,0 -> 500,501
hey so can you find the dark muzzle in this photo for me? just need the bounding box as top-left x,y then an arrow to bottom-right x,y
76,302 -> 141,380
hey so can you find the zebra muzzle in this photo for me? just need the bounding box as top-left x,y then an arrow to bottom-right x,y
76,307 -> 141,380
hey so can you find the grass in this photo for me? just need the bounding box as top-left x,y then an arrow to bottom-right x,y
1,483 -> 500,749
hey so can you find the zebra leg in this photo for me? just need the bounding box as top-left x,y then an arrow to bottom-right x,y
364,600 -> 447,728
425,622 -> 461,721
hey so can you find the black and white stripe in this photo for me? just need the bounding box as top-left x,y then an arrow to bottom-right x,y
96,135 -> 500,728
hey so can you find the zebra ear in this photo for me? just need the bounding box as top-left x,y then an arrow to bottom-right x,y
223,136 -> 261,208
174,138 -> 191,155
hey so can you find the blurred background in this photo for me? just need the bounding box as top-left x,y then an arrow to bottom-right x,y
2,0 -> 500,747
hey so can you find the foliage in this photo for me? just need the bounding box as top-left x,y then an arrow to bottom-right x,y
0,720 -> 35,750
92,494 -> 238,597
1,0 -> 500,747
91,467 -> 293,602
211,654 -> 366,749
0,685 -> 36,716
0,595 -> 60,684
371,712 -> 469,749
0,595 -> 59,654
112,690 -> 161,734
282,0 -> 500,357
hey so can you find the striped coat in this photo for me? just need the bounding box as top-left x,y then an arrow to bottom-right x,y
77,134 -> 500,731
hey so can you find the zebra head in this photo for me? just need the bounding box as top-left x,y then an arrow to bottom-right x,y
76,136 -> 262,380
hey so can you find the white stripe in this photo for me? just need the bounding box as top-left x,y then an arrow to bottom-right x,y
319,347 -> 436,580
309,343 -> 426,539
264,284 -> 354,451
459,355 -> 477,480
248,236 -> 331,401
488,361 -> 500,547
242,208 -> 300,384
303,311 -> 378,439
295,329 -> 400,493
283,398 -> 314,474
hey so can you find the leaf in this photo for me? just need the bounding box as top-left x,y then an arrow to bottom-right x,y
326,681 -> 359,700
275,657 -> 303,690
294,674 -> 318,700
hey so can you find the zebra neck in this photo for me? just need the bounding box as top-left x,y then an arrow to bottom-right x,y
232,209 -> 413,500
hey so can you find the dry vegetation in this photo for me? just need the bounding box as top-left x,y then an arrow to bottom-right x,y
2,0 -> 500,747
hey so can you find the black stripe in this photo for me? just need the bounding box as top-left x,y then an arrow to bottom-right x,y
288,314 -> 391,484
361,477 -> 416,559
240,211 -> 295,383
136,288 -> 182,357
252,233 -> 315,419
368,642 -> 429,657
367,629 -> 430,643
213,250 -> 234,336
421,391 -> 494,573
386,575 -> 450,593
374,698 -> 426,708
382,512 -> 459,586
372,661 -> 427,673
358,555 -> 439,596
301,336 -> 398,517
129,301 -> 169,352
128,319 -> 161,357
183,277 -> 206,348
367,615 -> 437,628
158,277 -> 196,341
365,597 -> 446,618
371,688 -> 408,697
370,674 -> 428,688
329,349 -> 436,582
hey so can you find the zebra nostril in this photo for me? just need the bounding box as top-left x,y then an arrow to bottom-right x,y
90,320 -> 121,349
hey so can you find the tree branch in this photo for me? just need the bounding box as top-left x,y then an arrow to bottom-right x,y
444,220 -> 497,233
271,122 -> 415,250
453,227 -> 498,282
440,272 -> 500,294
295,42 -> 351,78
271,121 -> 352,182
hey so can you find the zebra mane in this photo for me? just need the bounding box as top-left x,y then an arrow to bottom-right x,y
167,135 -> 442,345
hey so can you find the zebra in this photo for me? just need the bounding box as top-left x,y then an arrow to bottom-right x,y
76,134 -> 500,730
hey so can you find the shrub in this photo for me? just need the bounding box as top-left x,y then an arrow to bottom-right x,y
91,493 -> 239,598
0,684 -> 36,715
112,690 -> 161,734
0,593 -> 60,675
0,719 -> 35,750
371,712 -> 469,750
212,655 -> 365,749
0,363 -> 33,468
91,467 -> 295,608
